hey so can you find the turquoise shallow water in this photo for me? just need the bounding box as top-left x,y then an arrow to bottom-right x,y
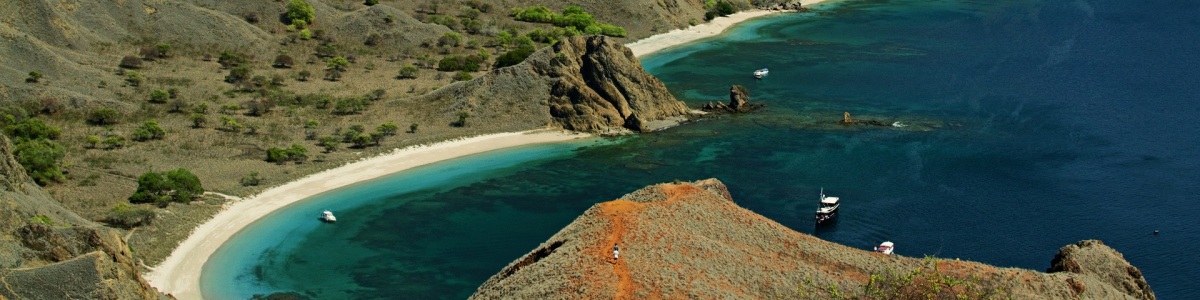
205,0 -> 1200,298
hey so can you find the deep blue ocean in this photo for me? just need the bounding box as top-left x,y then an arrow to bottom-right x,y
203,0 -> 1200,298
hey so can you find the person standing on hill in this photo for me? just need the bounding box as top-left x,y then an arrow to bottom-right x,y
613,244 -> 620,260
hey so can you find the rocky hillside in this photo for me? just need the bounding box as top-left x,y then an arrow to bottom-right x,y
410,35 -> 691,134
0,135 -> 159,299
470,179 -> 1155,299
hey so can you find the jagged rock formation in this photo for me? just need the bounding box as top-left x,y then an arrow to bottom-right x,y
1048,240 -> 1155,300
471,179 -> 1155,299
410,36 -> 691,134
702,85 -> 762,113
0,135 -> 159,299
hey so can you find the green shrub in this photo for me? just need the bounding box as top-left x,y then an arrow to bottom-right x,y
131,120 -> 166,141
512,6 -> 556,23
119,56 -> 143,69
495,45 -> 536,68
452,71 -> 473,81
437,54 -> 486,72
217,51 -> 247,69
129,168 -> 204,205
376,121 -> 399,136
26,71 -> 43,83
149,89 -> 170,103
105,203 -> 156,228
240,172 -> 261,186
12,138 -> 65,185
365,0 -> 378,6
87,108 -> 120,125
286,0 -> 316,25
125,71 -> 143,87
5,118 -> 61,142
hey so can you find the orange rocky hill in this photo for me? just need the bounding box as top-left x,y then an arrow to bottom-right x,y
470,179 -> 1154,299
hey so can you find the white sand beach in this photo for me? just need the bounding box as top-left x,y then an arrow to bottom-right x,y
626,0 -> 835,58
144,129 -> 590,299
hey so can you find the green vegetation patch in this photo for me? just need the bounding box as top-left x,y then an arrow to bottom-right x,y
510,5 -> 626,37
129,168 -> 204,206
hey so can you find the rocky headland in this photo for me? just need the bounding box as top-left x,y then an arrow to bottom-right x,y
410,35 -> 692,134
0,135 -> 160,299
471,179 -> 1154,299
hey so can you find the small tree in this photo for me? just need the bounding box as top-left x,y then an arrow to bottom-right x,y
240,172 -> 262,186
13,139 -> 65,185
351,134 -> 372,148
129,168 -> 203,205
286,0 -> 316,25
409,123 -> 419,133
125,71 -> 143,87
365,0 -> 379,6
26,71 -> 43,83
274,54 -> 295,68
149,89 -> 170,103
318,135 -> 339,152
86,135 -> 101,149
298,70 -> 312,81
226,66 -> 252,84
119,56 -> 143,69
377,121 -> 399,136
397,65 -> 420,79
453,71 -> 473,81
454,111 -> 469,127
156,42 -> 172,58
191,113 -> 207,128
88,108 -> 121,125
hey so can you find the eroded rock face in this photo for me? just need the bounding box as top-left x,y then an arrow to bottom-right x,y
411,36 -> 690,134
528,36 -> 691,132
1048,240 -> 1155,300
472,179 -> 1156,299
729,85 -> 750,111
0,136 -> 159,299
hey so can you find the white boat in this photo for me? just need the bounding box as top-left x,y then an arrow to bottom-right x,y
814,188 -> 840,224
753,68 -> 769,79
875,241 -> 894,255
321,210 -> 337,222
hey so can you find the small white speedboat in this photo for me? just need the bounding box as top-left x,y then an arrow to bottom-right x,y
753,68 -> 769,79
875,241 -> 894,255
321,210 -> 337,222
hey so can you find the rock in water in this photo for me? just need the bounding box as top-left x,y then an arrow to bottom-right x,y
729,85 -> 750,112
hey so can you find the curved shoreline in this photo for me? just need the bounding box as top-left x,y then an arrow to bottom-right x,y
144,129 -> 591,299
625,0 -> 835,58
147,2 -> 836,298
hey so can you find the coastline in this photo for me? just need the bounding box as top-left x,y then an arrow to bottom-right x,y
144,129 -> 591,299
146,2 -> 834,298
626,0 -> 834,58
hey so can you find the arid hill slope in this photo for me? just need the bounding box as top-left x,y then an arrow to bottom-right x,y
0,135 -> 159,299
471,179 -> 1154,299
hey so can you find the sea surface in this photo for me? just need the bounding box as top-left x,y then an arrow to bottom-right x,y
203,0 -> 1200,298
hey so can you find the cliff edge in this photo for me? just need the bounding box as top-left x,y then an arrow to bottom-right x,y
470,179 -> 1154,299
409,35 -> 690,134
0,135 -> 160,299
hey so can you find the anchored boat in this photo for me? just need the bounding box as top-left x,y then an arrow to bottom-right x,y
753,68 -> 769,79
875,241 -> 895,255
815,188 -> 839,225
320,210 -> 337,223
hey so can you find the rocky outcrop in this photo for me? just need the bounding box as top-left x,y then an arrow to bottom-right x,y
1048,240 -> 1155,300
471,179 -> 1155,299
702,85 -> 762,113
0,135 -> 160,299
409,36 -> 691,134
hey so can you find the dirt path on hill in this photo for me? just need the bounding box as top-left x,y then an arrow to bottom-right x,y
600,200 -> 639,299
